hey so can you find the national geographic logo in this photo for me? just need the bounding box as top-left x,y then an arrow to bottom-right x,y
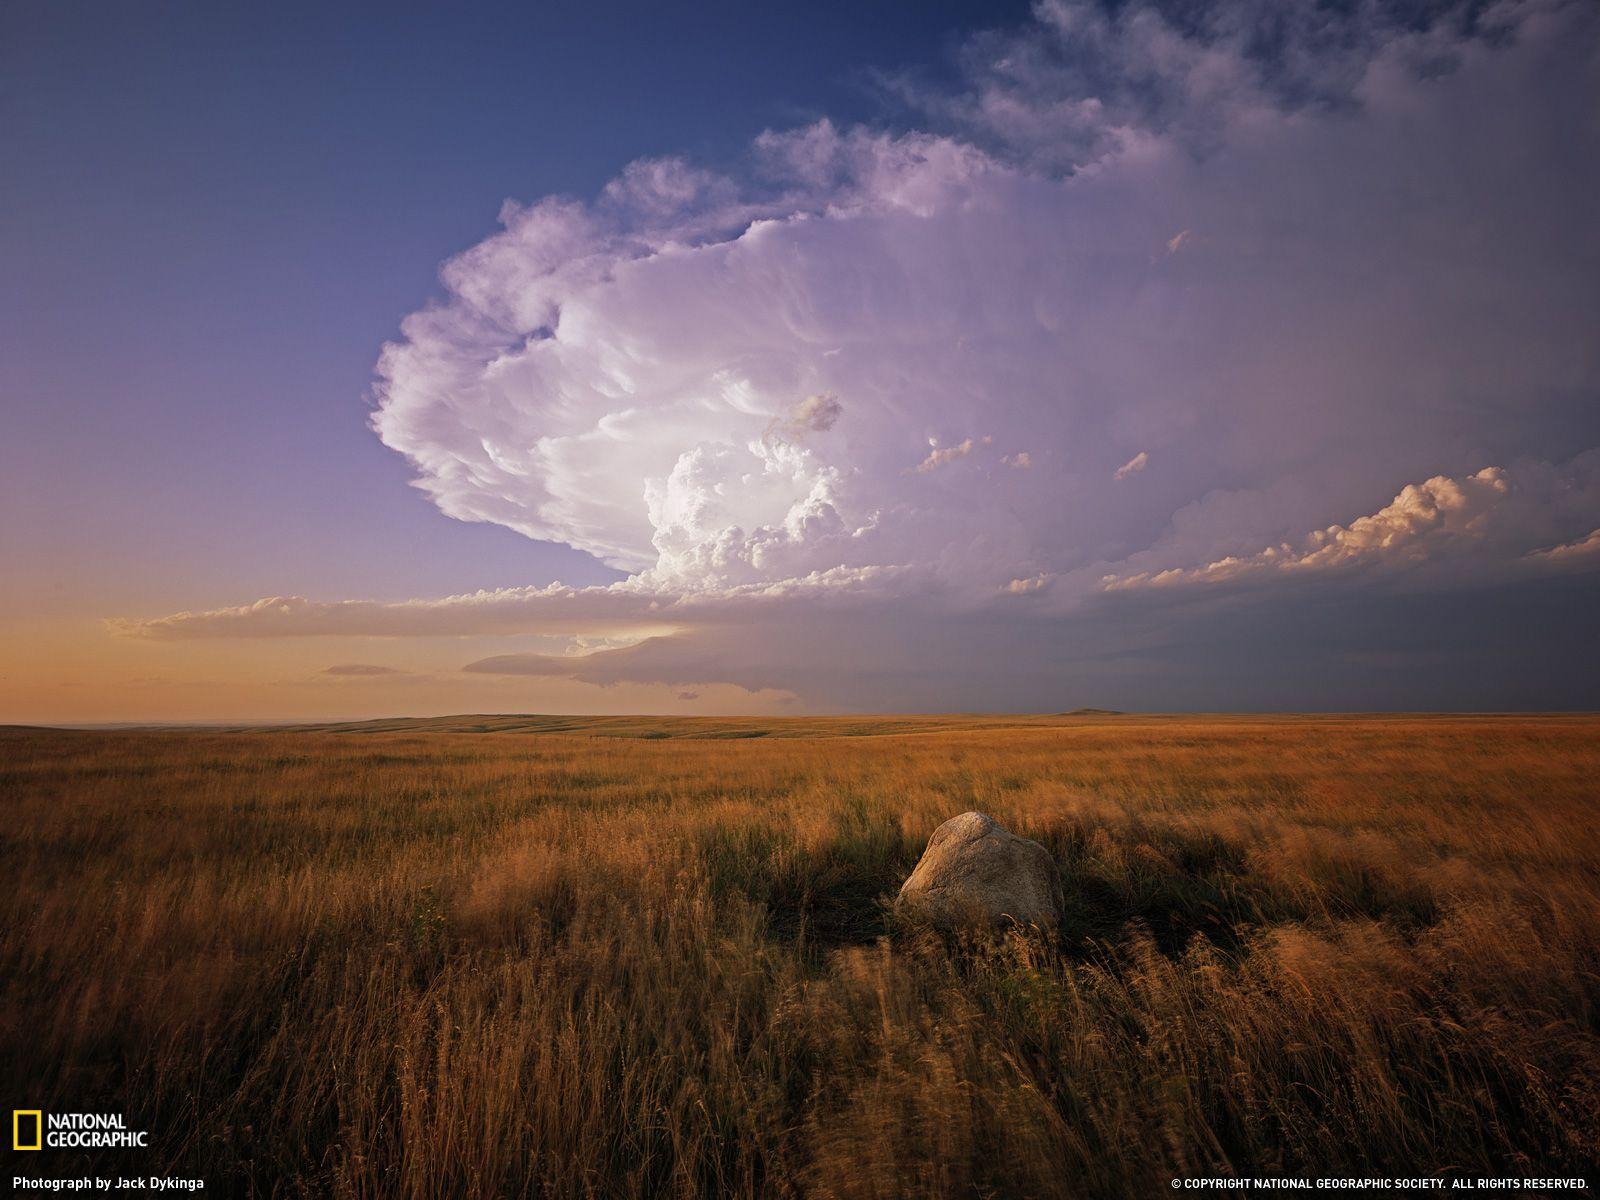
12,1110 -> 149,1150
13,1110 -> 41,1151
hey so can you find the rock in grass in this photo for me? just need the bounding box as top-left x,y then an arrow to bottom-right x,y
896,811 -> 1062,931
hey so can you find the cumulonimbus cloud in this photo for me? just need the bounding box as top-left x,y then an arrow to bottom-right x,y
367,0 -> 1597,601
112,1 -> 1600,706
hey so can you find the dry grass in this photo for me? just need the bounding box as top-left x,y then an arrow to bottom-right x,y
1,715 -> 1597,1196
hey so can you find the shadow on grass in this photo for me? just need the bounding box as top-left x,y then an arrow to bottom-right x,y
699,798 -> 923,952
1036,819 -> 1443,959
702,802 -> 1447,968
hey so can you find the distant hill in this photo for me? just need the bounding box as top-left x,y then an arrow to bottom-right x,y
12,711 -> 1572,741
227,713 -> 1103,739
250,711 -> 1151,738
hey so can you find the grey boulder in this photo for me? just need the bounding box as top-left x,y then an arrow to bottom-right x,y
896,811 -> 1062,930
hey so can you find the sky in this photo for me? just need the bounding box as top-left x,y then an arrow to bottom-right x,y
2,0 -> 1597,721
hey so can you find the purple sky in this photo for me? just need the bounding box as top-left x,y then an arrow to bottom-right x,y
4,0 -> 1598,720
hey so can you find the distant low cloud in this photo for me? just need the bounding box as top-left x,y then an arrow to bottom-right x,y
462,635 -> 797,700
782,393 -> 843,438
110,586 -> 691,640
1113,452 -> 1148,481
461,644 -> 650,679
1528,528 -> 1600,564
1005,574 -> 1050,595
110,567 -> 908,640
913,436 -> 990,474
1103,460 -> 1600,592
321,663 -> 407,677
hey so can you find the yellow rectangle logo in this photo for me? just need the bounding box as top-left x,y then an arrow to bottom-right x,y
13,1109 -> 42,1150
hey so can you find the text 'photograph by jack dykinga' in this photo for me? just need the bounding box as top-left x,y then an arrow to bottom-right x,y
2,0 -> 1597,1195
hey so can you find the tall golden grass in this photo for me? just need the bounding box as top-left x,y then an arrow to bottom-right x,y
1,715 -> 1596,1196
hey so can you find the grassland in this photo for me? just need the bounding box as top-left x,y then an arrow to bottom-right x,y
2,715 -> 1597,1196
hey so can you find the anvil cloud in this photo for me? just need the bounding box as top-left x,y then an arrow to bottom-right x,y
121,0 -> 1600,709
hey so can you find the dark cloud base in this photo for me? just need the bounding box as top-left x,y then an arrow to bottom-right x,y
447,569 -> 1600,712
